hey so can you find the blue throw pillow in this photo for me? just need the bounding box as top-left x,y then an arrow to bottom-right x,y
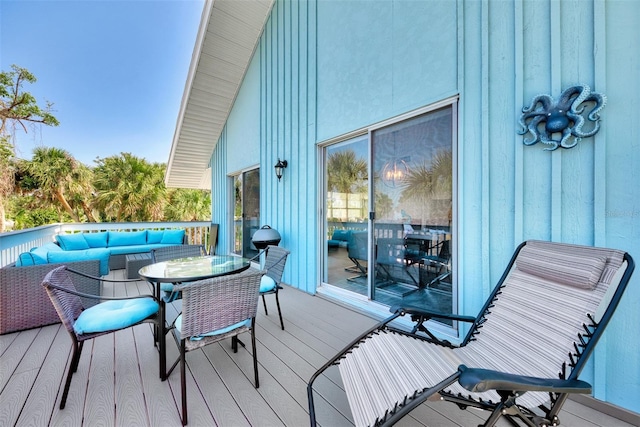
56,234 -> 90,251
15,252 -> 48,266
160,229 -> 185,244
108,231 -> 147,247
74,298 -> 159,334
146,230 -> 164,244
84,231 -> 109,248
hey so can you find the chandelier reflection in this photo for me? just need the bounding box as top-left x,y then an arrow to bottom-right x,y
381,156 -> 410,188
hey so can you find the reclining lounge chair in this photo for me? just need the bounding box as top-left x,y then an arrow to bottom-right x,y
308,240 -> 635,427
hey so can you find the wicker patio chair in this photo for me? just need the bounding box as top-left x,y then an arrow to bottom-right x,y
150,244 -> 206,302
41,266 -> 160,410
308,240 -> 635,427
166,267 -> 265,425
254,245 -> 290,330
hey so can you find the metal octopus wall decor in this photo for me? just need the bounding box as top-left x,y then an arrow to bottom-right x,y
518,85 -> 607,151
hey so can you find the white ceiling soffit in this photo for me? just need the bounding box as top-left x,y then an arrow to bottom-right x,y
165,0 -> 274,189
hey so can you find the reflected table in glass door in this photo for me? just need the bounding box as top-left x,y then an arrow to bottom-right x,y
138,255 -> 251,380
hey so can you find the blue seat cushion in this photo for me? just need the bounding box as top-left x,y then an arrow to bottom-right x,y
74,298 -> 159,335
160,282 -> 180,302
47,248 -> 111,276
260,275 -> 277,293
174,314 -> 251,340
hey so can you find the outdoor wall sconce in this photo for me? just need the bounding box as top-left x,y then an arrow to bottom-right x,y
274,158 -> 288,181
518,84 -> 606,150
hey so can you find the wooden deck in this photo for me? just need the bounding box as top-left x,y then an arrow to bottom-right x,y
0,269 -> 636,427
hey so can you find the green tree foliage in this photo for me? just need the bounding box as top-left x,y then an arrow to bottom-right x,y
0,137 -> 15,231
327,149 -> 368,221
0,66 -> 212,231
165,188 -> 211,221
93,153 -> 168,222
0,65 -> 59,135
0,65 -> 59,231
23,147 -> 84,222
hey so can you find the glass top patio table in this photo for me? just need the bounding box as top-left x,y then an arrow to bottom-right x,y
138,255 -> 251,283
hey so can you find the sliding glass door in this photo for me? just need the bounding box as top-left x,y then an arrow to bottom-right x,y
372,106 -> 453,311
232,168 -> 260,258
323,136 -> 369,296
322,100 -> 456,317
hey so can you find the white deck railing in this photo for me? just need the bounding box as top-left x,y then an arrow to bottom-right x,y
0,221 -> 212,268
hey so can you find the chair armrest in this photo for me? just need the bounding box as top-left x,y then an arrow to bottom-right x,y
248,250 -> 264,263
390,305 -> 477,323
45,281 -> 159,303
387,305 -> 476,346
457,365 -> 592,394
67,267 -> 141,283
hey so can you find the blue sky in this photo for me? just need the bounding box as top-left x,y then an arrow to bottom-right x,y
1,0 -> 204,166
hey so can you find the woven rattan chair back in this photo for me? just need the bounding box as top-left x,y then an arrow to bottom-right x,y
42,266 -> 87,338
151,244 -> 206,263
263,245 -> 289,285
177,267 -> 264,340
260,245 -> 290,330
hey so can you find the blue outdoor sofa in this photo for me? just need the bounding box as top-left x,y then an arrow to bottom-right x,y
12,229 -> 187,275
0,229 -> 187,334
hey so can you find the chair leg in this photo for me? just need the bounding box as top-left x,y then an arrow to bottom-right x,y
275,290 -> 284,330
60,341 -> 83,409
180,339 -> 188,426
262,294 -> 269,315
251,319 -> 259,388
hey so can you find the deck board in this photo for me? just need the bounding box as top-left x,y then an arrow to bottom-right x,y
0,272 -> 636,427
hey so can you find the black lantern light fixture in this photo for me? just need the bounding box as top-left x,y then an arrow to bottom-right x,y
274,158 -> 288,181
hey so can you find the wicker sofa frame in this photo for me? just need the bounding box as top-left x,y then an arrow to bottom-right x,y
0,259 -> 101,335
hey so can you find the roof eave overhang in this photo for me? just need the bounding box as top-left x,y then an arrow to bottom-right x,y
165,0 -> 274,189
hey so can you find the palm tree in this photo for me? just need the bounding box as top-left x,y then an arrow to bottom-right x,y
165,188 -> 211,221
93,153 -> 167,222
68,163 -> 98,222
327,149 -> 368,221
25,146 -> 81,222
399,149 -> 452,226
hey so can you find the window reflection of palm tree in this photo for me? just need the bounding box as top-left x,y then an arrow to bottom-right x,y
399,150 -> 452,228
327,150 -> 367,221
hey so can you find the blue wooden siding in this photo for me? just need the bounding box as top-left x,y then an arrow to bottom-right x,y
209,0 -> 640,413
